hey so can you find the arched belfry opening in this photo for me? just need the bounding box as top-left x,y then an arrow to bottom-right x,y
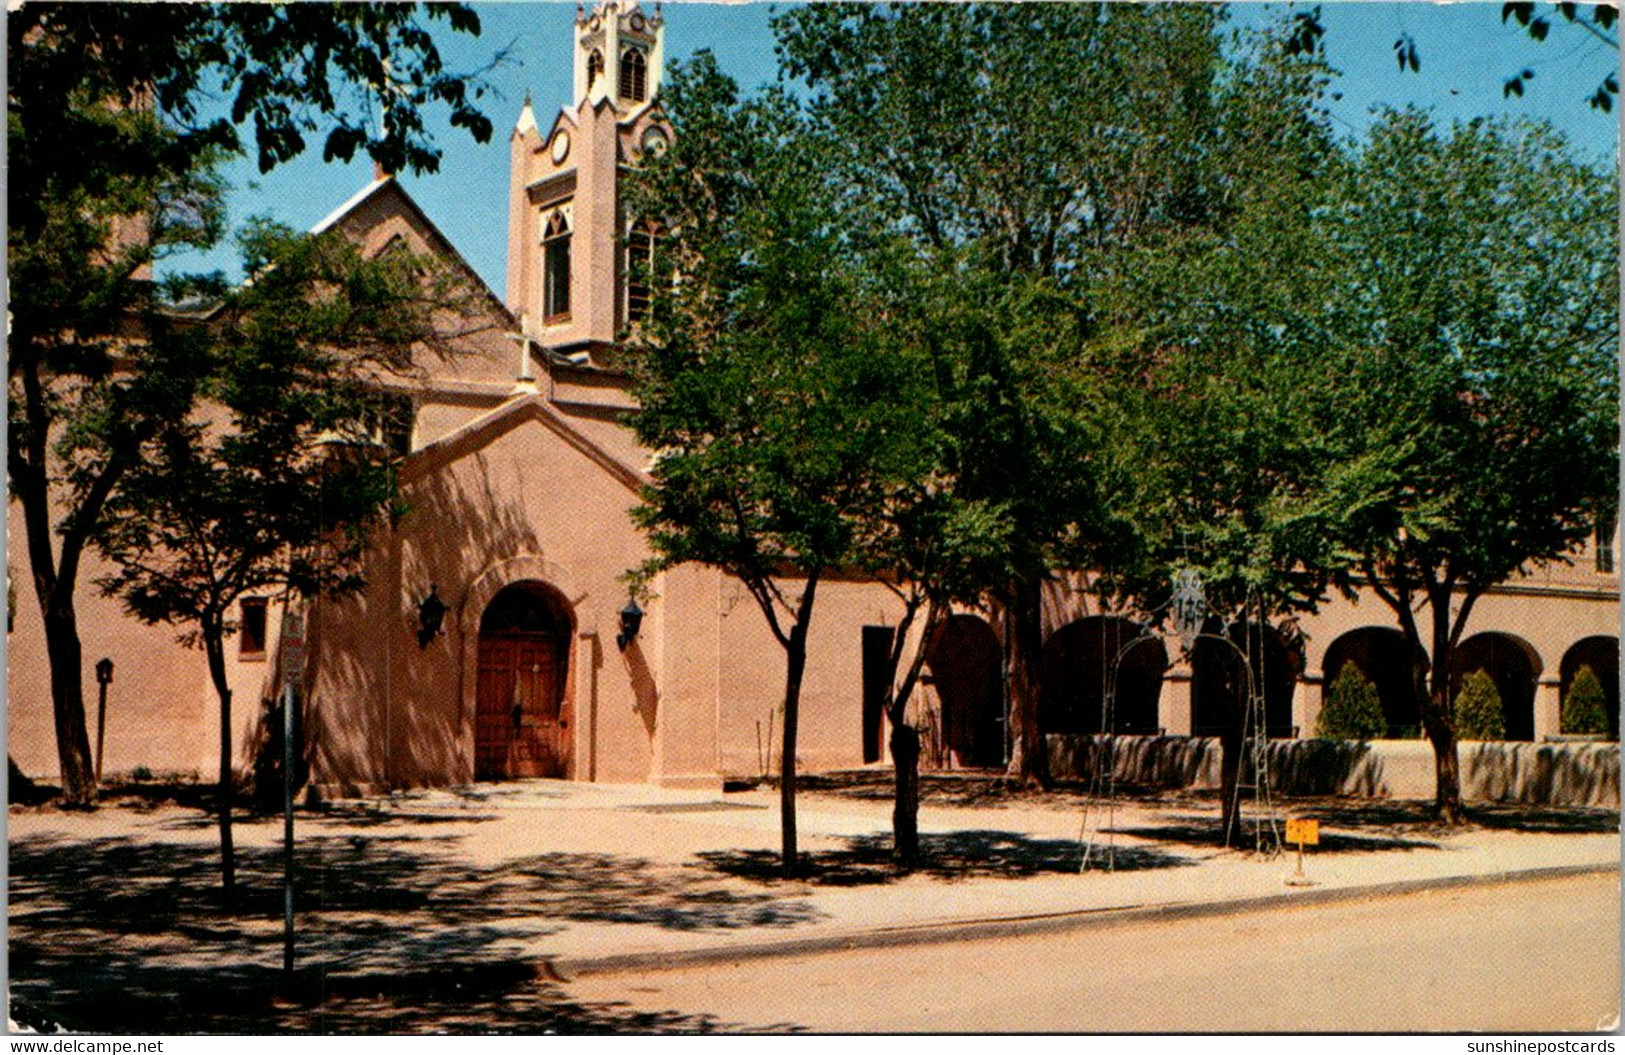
475,582 -> 574,780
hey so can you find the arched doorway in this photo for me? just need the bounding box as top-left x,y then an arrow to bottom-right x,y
1192,623 -> 1299,739
1561,636 -> 1619,740
927,615 -> 1005,767
475,582 -> 573,779
1322,627 -> 1422,738
1041,617 -> 1166,735
1450,632 -> 1539,741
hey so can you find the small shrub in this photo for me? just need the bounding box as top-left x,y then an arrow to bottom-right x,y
1561,664 -> 1610,737
1317,664 -> 1386,741
130,764 -> 154,782
1453,669 -> 1505,741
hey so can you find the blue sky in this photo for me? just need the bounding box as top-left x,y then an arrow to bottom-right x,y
191,2 -> 1620,296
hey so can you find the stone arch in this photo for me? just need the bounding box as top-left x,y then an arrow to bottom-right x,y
1450,632 -> 1540,741
1322,627 -> 1423,738
1192,622 -> 1300,739
926,614 -> 1005,767
1041,617 -> 1166,736
1560,636 -> 1619,740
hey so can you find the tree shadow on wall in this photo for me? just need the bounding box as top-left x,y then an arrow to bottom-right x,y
8,828 -> 819,1034
701,829 -> 1193,887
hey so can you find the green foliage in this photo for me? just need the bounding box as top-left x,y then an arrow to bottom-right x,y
8,1 -> 496,805
1562,664 -> 1610,736
97,225 -> 457,640
130,765 -> 154,782
1317,665 -> 1388,741
1453,669 -> 1506,741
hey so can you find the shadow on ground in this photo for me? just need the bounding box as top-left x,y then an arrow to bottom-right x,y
8,823 -> 818,1033
1107,817 -> 1441,854
701,829 -> 1192,887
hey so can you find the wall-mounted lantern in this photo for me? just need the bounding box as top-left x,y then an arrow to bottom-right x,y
417,585 -> 447,649
616,598 -> 644,652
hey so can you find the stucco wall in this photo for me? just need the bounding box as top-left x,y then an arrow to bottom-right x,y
304,401 -> 658,792
1047,734 -> 1621,808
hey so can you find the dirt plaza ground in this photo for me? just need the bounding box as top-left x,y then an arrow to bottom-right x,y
7,771 -> 1620,1033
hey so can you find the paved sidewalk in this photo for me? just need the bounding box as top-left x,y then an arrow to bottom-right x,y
7,775 -> 1620,1031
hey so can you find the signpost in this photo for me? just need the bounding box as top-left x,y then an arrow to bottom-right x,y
280,609 -> 305,983
1285,817 -> 1319,887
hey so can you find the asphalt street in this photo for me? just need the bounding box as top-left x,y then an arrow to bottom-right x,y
568,872 -> 1622,1033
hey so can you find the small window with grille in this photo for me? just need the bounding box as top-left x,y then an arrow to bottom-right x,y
240,598 -> 268,657
1597,517 -> 1617,574
587,48 -> 604,91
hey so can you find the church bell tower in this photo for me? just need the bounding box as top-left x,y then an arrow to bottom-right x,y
506,1 -> 670,366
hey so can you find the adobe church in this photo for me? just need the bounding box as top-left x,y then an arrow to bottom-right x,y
8,2 -> 1619,796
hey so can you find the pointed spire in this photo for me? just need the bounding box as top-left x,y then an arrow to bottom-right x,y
514,94 -> 537,137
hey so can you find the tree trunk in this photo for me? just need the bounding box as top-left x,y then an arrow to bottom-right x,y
1002,579 -> 1051,788
776,574 -> 822,879
204,624 -> 237,908
889,721 -> 921,868
1421,621 -> 1463,824
779,620 -> 808,878
42,603 -> 96,807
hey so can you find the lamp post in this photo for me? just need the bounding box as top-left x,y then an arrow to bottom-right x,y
94,657 -> 113,783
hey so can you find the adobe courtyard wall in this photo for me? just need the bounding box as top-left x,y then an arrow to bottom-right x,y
1047,734 -> 1621,808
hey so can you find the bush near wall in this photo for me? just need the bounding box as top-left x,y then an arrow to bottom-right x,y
1454,669 -> 1505,741
1562,664 -> 1610,737
1317,664 -> 1386,741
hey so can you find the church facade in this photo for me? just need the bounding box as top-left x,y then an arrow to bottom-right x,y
7,2 -> 1619,795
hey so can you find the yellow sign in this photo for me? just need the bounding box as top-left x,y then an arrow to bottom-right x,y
1285,818 -> 1320,846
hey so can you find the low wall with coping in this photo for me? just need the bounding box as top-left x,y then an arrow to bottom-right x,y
1047,735 -> 1620,808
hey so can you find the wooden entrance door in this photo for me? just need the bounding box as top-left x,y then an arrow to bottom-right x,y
475,630 -> 570,780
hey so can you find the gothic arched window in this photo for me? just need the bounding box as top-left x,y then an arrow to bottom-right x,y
587,49 -> 604,91
625,220 -> 659,323
619,47 -> 647,103
542,211 -> 571,321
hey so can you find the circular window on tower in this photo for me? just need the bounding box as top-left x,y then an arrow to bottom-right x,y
641,127 -> 668,158
551,130 -> 571,164
629,12 -> 646,32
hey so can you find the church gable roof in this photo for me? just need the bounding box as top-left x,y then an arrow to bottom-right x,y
401,389 -> 649,495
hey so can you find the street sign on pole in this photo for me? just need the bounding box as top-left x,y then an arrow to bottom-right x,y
280,608 -> 304,984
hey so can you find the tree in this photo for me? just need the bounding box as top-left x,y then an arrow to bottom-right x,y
1561,665 -> 1609,736
772,1 -> 1230,787
1317,110 -> 1617,821
8,4 -> 496,806
95,224 -> 469,906
626,57 -> 928,876
1318,665 -> 1387,741
1090,21 -> 1344,841
1452,670 -> 1507,741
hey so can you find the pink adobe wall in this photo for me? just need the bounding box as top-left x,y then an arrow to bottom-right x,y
304,396 -> 660,791
7,501 -> 278,782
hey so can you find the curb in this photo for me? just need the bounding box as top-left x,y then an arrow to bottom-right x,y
547,861 -> 1619,980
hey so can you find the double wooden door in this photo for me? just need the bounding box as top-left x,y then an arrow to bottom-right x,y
475,632 -> 570,779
